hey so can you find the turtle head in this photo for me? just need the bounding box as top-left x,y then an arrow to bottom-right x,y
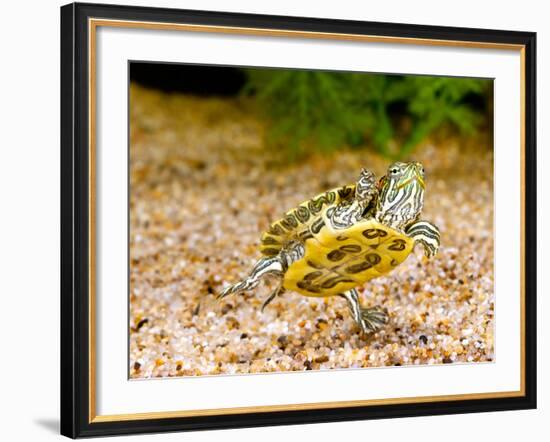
376,161 -> 425,230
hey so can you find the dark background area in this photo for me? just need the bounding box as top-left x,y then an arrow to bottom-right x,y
130,62 -> 246,95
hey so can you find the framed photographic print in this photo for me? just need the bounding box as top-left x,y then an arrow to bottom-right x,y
60,2 -> 537,438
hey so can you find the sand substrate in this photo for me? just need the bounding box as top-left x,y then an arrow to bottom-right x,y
129,84 -> 494,378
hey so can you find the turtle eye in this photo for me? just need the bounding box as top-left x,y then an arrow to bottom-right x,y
390,167 -> 400,175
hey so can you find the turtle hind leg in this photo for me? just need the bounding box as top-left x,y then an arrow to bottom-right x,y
258,242 -> 305,311
218,242 -> 303,309
261,286 -> 286,312
217,256 -> 284,300
360,306 -> 389,333
339,289 -> 388,334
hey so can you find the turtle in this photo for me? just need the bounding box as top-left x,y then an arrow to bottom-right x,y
218,161 -> 440,334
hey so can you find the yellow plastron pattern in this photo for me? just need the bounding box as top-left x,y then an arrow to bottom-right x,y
283,217 -> 414,298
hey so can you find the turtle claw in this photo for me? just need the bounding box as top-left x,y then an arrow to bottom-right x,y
217,286 -> 233,300
217,277 -> 256,300
359,306 -> 389,334
217,281 -> 244,300
426,245 -> 439,259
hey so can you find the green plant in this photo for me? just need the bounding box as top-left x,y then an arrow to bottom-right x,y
243,68 -> 491,160
243,70 -> 372,160
398,76 -> 488,157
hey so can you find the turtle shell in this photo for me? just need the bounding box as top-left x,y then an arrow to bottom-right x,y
283,215 -> 414,297
259,185 -> 356,257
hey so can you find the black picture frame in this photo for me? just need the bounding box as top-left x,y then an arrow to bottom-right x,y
61,2 -> 537,438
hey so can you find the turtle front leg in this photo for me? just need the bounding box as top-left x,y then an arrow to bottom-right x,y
405,220 -> 440,258
329,168 -> 378,230
339,289 -> 389,334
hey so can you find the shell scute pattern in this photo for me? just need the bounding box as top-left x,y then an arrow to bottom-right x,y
259,185 -> 356,257
283,218 -> 414,297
